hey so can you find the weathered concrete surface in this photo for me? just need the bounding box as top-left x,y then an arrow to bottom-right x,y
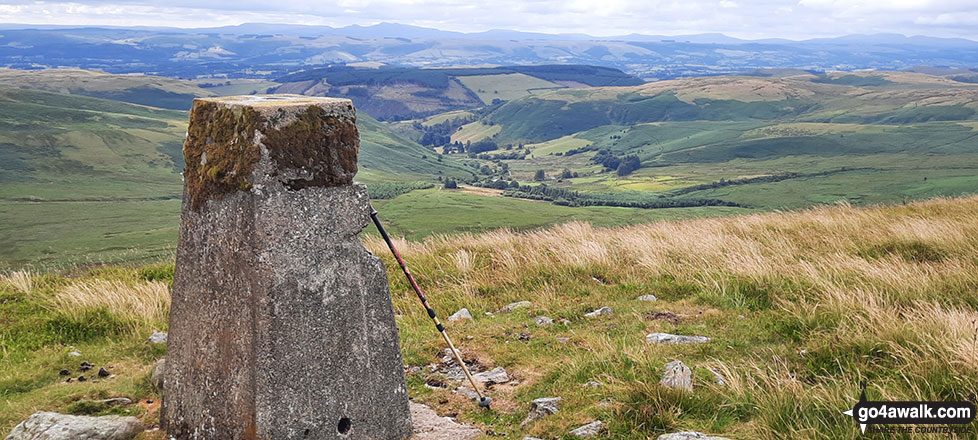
5,412 -> 144,440
163,96 -> 411,440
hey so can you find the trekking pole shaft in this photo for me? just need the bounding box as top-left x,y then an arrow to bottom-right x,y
369,206 -> 486,401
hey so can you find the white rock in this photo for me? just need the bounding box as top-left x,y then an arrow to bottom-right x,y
147,330 -> 167,344
448,308 -> 473,322
661,360 -> 693,391
521,397 -> 561,427
583,381 -> 602,388
409,402 -> 481,440
471,367 -> 509,384
533,316 -> 554,326
5,412 -> 144,440
637,294 -> 658,301
68,351 -> 81,357
569,420 -> 604,438
657,431 -> 733,440
151,359 -> 166,392
584,306 -> 613,317
646,333 -> 710,344
498,301 -> 532,313
455,386 -> 479,401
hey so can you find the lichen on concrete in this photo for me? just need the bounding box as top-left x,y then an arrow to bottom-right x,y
183,101 -> 261,211
181,95 -> 358,211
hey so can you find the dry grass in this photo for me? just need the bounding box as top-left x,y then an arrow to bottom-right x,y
44,278 -> 170,329
1,270 -> 33,293
367,196 -> 978,439
5,196 -> 978,439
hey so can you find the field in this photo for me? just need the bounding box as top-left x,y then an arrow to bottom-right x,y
456,73 -> 564,104
3,196 -> 977,439
369,188 -> 753,239
452,121 -> 504,144
0,88 -> 474,270
465,72 -> 978,214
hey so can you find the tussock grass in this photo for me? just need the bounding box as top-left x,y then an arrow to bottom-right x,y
365,196 -> 978,439
1,270 -> 34,294
44,279 -> 170,330
4,196 -> 978,438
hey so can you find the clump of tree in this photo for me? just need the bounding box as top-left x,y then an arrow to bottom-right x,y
502,183 -> 742,209
616,155 -> 641,176
592,149 -> 643,176
443,179 -> 458,189
415,114 -> 477,147
467,140 -> 498,155
668,167 -> 866,196
534,169 -> 547,181
367,181 -> 435,199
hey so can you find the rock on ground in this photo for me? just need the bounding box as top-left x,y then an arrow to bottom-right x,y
533,316 -> 554,326
661,360 -> 693,391
569,421 -> 605,438
498,301 -> 532,313
150,359 -> 165,392
408,402 -> 480,440
455,386 -> 480,401
5,412 -> 144,440
147,331 -> 167,344
471,366 -> 509,384
657,431 -> 732,440
583,381 -> 602,388
584,306 -> 613,317
637,294 -> 658,301
521,397 -> 561,427
448,308 -> 473,322
646,333 -> 710,344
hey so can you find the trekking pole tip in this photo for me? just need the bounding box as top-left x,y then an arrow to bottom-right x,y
478,396 -> 492,409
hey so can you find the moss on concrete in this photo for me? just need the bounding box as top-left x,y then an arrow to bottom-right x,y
183,101 -> 262,211
263,106 -> 359,190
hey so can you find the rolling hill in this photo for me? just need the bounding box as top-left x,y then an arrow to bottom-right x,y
272,65 -> 643,120
445,70 -> 978,212
0,69 -> 216,110
0,87 -> 474,269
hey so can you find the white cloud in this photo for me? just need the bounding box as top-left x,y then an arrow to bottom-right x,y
0,0 -> 974,40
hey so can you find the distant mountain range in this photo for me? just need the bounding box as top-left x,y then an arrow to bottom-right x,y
1,22 -> 977,80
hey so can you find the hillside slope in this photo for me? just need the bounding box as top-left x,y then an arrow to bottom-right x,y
273,65 -> 643,120
454,71 -> 978,212
0,69 -> 215,110
0,88 -> 475,268
2,196 -> 977,439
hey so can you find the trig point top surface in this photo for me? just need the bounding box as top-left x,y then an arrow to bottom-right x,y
183,94 -> 359,211
194,94 -> 354,116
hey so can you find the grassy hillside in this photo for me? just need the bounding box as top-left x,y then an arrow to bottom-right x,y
3,196 -> 977,439
272,65 -> 643,120
0,88 -> 475,269
452,71 -> 978,213
0,69 -> 215,110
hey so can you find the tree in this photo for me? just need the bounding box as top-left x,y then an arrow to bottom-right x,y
534,169 -> 546,181
616,155 -> 641,176
444,179 -> 458,189
560,168 -> 574,179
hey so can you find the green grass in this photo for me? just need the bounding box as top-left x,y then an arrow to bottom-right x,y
368,188 -> 753,239
456,73 -> 564,104
4,197 -> 978,438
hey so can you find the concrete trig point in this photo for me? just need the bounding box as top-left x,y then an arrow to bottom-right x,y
163,95 -> 413,439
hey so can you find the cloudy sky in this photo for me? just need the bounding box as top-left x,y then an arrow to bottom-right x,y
0,0 -> 976,40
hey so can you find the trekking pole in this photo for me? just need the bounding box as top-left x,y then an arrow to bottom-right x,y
369,205 -> 492,410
